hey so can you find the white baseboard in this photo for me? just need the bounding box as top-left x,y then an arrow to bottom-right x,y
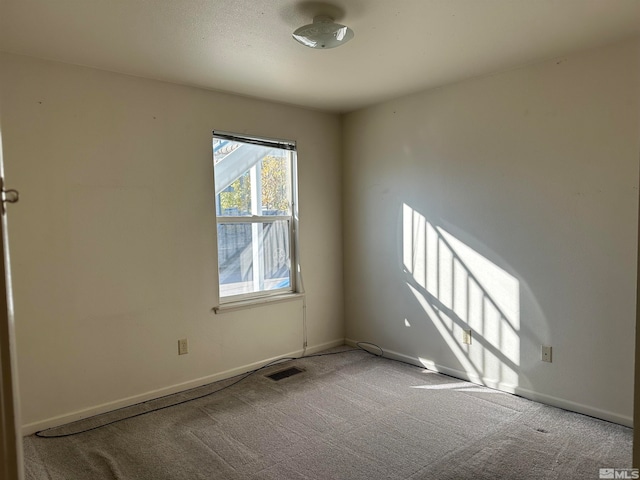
27,337 -> 630,435
22,338 -> 346,436
303,338 -> 345,355
345,338 -> 633,427
508,386 -> 633,427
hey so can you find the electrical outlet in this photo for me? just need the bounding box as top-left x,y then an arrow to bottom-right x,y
178,338 -> 189,355
462,329 -> 472,345
541,345 -> 552,363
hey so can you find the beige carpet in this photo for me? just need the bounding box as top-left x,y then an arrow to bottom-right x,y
23,347 -> 632,479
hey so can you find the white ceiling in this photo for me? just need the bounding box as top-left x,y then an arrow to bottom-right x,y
1,0 -> 639,113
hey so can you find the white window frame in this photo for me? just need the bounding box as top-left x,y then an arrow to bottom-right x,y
213,131 -> 299,306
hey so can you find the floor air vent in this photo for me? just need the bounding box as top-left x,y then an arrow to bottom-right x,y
266,366 -> 305,381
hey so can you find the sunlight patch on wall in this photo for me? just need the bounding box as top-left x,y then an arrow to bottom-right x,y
403,203 -> 520,386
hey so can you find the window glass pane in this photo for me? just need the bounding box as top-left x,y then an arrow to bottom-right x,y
218,171 -> 252,216
260,156 -> 291,216
214,139 -> 291,217
217,220 -> 291,298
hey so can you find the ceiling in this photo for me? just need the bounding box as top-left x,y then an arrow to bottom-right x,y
1,0 -> 639,113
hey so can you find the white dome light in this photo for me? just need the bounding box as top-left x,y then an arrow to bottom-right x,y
292,15 -> 354,49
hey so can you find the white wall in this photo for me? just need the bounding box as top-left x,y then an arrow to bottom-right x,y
0,53 -> 344,432
343,38 -> 640,425
2,37 -> 638,434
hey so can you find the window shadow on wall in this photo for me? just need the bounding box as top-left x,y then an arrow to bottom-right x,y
402,203 -> 520,388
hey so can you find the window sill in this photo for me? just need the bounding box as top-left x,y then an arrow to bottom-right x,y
213,293 -> 305,314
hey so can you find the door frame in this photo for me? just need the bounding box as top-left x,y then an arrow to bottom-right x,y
0,127 -> 23,479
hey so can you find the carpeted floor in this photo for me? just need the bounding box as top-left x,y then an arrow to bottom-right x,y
23,347 -> 632,479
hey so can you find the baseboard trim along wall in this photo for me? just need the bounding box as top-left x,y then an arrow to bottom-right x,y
25,336 -> 630,435
22,338 -> 345,436
345,338 -> 632,428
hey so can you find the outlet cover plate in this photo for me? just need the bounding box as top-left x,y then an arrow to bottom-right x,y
178,338 -> 189,355
541,345 -> 552,362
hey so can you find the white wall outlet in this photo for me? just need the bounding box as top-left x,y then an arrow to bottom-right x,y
178,338 -> 189,355
462,329 -> 472,345
541,345 -> 552,363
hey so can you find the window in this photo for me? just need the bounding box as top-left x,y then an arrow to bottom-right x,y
213,131 -> 297,303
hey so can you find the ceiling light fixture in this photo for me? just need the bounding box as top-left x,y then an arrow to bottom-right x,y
292,15 -> 354,49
